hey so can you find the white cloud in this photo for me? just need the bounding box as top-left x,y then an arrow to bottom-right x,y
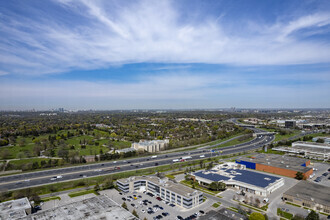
0,0 -> 330,75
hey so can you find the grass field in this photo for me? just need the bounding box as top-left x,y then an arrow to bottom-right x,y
274,131 -> 301,142
213,135 -> 255,148
68,189 -> 97,197
0,130 -> 131,160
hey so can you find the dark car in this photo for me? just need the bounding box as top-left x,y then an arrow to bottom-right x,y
131,203 -> 135,207
323,173 -> 328,176
122,197 -> 126,201
159,206 -> 164,210
155,163 -> 159,166
199,210 -> 205,214
157,215 -> 163,219
177,216 -> 183,220
138,195 -> 142,198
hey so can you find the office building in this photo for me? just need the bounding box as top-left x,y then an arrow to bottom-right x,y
235,154 -> 313,179
191,163 -> 284,196
116,176 -> 203,209
283,181 -> 330,214
285,120 -> 296,128
131,139 -> 169,153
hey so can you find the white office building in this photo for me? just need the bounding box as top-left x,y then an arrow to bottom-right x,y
131,139 -> 169,153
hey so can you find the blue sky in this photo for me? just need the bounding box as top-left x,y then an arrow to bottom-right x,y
0,0 -> 330,110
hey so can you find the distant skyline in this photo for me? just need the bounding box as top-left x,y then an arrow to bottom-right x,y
1,0 -> 330,110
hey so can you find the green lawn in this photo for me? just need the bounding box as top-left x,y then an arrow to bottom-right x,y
285,202 -> 301,207
277,208 -> 293,219
212,202 -> 221,208
274,131 -> 301,142
68,189 -> 98,197
213,136 -> 255,149
0,131 -> 131,160
41,196 -> 61,202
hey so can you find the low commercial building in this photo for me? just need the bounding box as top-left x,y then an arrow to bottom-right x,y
273,141 -> 330,161
23,195 -> 137,220
283,181 -> 330,214
116,176 -> 203,209
0,197 -> 31,220
199,208 -> 247,220
191,163 -> 284,196
235,154 -> 313,179
131,139 -> 169,153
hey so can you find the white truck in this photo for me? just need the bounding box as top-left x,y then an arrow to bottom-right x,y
151,155 -> 157,159
172,159 -> 180,163
181,156 -> 192,160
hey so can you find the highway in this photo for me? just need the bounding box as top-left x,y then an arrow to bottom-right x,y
0,120 -> 274,191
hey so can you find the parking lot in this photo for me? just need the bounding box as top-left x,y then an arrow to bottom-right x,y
308,162 -> 330,187
101,189 -> 211,220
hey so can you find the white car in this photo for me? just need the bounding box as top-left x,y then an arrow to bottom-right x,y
200,155 -> 205,158
50,177 -> 57,181
24,179 -> 30,182
113,161 -> 117,163
57,175 -> 63,179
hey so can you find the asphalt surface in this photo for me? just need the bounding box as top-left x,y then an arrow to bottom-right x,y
0,119 -> 274,192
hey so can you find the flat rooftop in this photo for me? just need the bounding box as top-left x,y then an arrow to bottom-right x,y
22,195 -> 137,220
194,168 -> 281,189
284,181 -> 330,206
199,208 -> 247,220
0,197 -> 31,220
238,154 -> 312,173
117,176 -> 201,197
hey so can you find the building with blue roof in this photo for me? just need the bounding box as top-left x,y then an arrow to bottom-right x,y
191,163 -> 284,196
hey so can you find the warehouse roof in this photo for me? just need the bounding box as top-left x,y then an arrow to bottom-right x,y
23,195 -> 137,220
283,181 -> 330,206
237,154 -> 312,173
193,168 -> 281,188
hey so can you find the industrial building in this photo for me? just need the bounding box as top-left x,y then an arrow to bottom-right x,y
116,176 -> 203,209
0,197 -> 31,220
191,163 -> 284,196
273,141 -> 330,161
283,181 -> 330,214
22,195 -> 137,220
235,154 -> 313,179
131,139 -> 169,152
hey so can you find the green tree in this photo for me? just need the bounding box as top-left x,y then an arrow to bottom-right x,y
209,181 -> 226,191
305,210 -> 319,220
249,212 -> 265,220
132,209 -> 139,218
295,172 -> 304,180
94,184 -> 100,192
122,202 -> 128,210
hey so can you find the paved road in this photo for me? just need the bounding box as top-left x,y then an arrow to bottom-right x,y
0,119 -> 274,192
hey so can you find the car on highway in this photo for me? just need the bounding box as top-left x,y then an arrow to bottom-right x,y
57,175 -> 63,179
50,177 -> 57,181
200,155 -> 205,158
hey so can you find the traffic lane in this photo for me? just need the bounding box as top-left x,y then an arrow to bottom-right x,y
0,137 -> 271,192
0,134 -> 273,183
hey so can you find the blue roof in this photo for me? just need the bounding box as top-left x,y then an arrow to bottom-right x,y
226,169 -> 280,188
194,171 -> 230,182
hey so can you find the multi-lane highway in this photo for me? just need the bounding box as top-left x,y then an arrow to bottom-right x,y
0,120 -> 274,191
